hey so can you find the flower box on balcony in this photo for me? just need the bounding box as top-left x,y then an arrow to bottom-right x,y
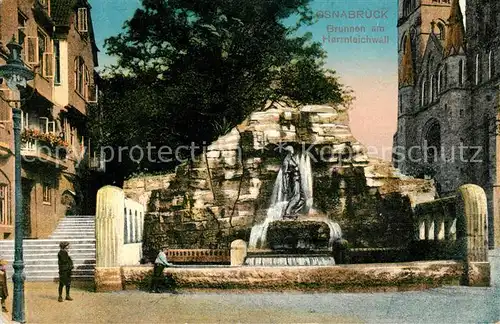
21,128 -> 70,159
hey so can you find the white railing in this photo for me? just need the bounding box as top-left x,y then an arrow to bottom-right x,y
95,186 -> 145,268
414,196 -> 456,241
124,198 -> 144,244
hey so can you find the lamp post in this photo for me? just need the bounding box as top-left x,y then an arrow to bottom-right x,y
0,39 -> 34,323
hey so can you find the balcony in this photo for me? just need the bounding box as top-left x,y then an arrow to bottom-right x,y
21,129 -> 69,168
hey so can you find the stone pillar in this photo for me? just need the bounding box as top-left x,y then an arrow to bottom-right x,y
230,240 -> 247,266
95,186 -> 125,291
456,184 -> 490,286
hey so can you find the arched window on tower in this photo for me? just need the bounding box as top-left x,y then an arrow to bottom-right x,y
400,34 -> 407,53
424,121 -> 441,164
399,94 -> 402,114
488,50 -> 495,79
430,75 -> 434,101
437,68 -> 442,93
444,64 -> 448,88
421,79 -> 426,107
403,0 -> 411,16
437,22 -> 445,40
458,60 -> 464,85
475,53 -> 481,85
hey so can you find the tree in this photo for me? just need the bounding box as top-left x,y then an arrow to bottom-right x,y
92,0 -> 351,182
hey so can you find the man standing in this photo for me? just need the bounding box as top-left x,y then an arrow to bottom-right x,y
57,241 -> 73,302
0,257 -> 8,312
150,248 -> 171,293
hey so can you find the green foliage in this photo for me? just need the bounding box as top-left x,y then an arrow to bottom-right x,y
92,0 -> 350,180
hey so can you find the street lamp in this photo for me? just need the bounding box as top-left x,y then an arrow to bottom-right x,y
0,38 -> 34,323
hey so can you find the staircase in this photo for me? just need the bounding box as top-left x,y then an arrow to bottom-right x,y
0,215 -> 96,281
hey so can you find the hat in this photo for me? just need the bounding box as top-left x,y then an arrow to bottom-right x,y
59,241 -> 70,249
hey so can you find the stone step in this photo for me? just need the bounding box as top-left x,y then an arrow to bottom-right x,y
3,260 -> 95,267
55,227 -> 94,229
49,236 -> 95,240
0,239 -> 96,245
57,219 -> 95,226
63,215 -> 95,218
0,247 -> 95,253
50,234 -> 95,238
52,229 -> 94,233
0,244 -> 95,250
13,275 -> 94,282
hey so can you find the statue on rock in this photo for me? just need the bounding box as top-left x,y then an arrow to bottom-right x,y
282,146 -> 306,219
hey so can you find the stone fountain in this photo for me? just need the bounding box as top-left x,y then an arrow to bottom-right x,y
246,145 -> 344,266
128,102 -> 436,263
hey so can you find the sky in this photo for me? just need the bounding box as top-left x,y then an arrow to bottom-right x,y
88,0 -> 400,160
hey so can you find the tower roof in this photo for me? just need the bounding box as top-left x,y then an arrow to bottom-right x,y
399,35 -> 414,87
443,0 -> 465,57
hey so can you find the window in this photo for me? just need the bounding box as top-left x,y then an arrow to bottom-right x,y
75,57 -> 85,95
400,34 -> 407,53
444,64 -> 448,87
0,185 -> 9,226
458,60 -> 464,85
84,68 -> 90,99
42,183 -> 51,204
74,57 -> 91,100
39,117 -> 55,134
437,23 -> 445,40
430,75 -> 434,101
38,30 -> 46,71
18,12 -> 27,49
403,0 -> 411,17
21,111 -> 29,129
437,69 -> 442,93
77,8 -> 88,33
421,79 -> 426,107
488,51 -> 494,80
398,95 -> 402,114
475,54 -> 481,85
54,40 -> 61,84
37,30 -> 53,78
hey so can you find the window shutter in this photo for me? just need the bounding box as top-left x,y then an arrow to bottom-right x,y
39,117 -> 48,133
21,112 -> 28,129
26,36 -> 38,65
48,121 -> 55,133
43,52 -> 54,78
21,32 -> 27,62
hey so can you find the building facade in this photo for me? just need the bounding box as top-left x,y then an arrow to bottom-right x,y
394,0 -> 500,247
0,0 -> 100,239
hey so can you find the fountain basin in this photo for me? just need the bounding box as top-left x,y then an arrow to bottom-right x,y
266,220 -> 332,251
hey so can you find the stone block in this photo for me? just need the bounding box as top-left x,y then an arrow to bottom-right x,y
206,150 -> 221,158
230,240 -> 247,266
300,105 -> 336,113
463,262 -> 491,287
224,157 -> 238,167
316,112 -> 339,123
95,267 -> 123,292
190,179 -> 208,190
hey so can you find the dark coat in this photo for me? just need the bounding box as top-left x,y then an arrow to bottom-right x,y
58,249 -> 73,272
0,269 -> 7,298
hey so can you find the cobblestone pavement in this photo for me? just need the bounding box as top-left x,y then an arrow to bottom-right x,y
0,250 -> 499,323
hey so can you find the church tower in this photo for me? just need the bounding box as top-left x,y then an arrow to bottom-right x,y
395,0 -> 454,173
